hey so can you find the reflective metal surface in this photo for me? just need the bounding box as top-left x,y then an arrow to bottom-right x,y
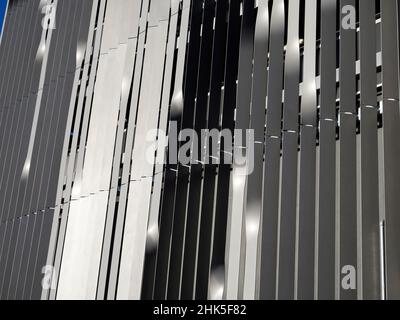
0,0 -> 399,301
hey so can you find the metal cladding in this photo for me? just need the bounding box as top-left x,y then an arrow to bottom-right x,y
0,0 -> 400,300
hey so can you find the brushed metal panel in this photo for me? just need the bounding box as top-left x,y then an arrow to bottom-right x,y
300,0 -> 317,126
360,107 -> 380,299
226,0 -> 256,300
317,0 -> 337,300
320,0 -> 337,121
339,113 -> 358,300
260,137 -> 281,299
318,120 -> 337,299
0,13 -> 19,288
106,0 -> 150,300
381,0 -> 400,298
117,178 -> 153,299
181,0 -> 225,300
235,0 -> 255,134
177,0 -> 216,300
0,0 -> 35,279
339,0 -> 358,300
23,1 -> 92,300
282,0 -> 300,131
296,0 -> 317,300
96,0 -> 142,299
29,0 -> 87,299
142,0 -> 191,300
265,0 -> 284,136
259,1 -> 285,300
47,0 -> 106,301
359,0 -> 380,300
278,0 -> 299,300
0,0 -> 58,299
225,160 -> 247,299
153,0 -> 203,300
57,0 -> 129,299
211,0 -> 241,301
297,126 -> 317,300
117,0 -> 170,300
0,4 -> 16,124
0,2 -> 31,232
242,0 -> 269,300
196,0 -> 230,300
8,0 -> 64,297
278,131 -> 298,299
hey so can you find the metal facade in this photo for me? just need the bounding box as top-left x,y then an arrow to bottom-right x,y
0,0 -> 399,300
